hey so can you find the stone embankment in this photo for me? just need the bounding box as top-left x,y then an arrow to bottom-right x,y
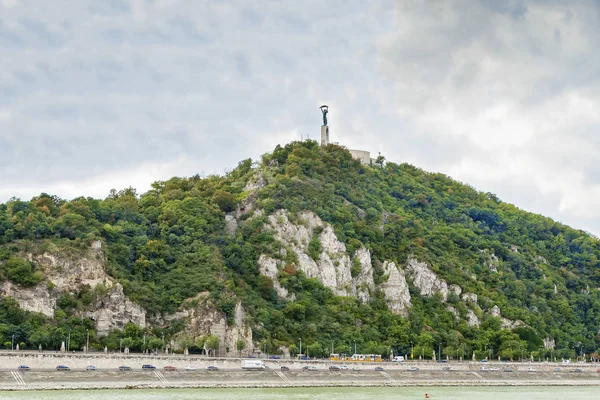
0,352 -> 599,390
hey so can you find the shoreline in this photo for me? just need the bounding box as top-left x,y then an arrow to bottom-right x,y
2,378 -> 600,391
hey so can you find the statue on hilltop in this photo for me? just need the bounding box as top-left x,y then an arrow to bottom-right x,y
320,105 -> 329,126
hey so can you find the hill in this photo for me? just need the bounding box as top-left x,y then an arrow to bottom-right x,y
0,140 -> 599,361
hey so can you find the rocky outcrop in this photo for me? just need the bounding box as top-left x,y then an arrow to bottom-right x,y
379,261 -> 411,316
257,255 -> 294,300
263,210 -> 374,302
167,293 -> 254,356
406,258 -> 449,301
89,283 -> 146,335
0,281 -> 55,317
0,241 -> 146,335
480,250 -> 499,273
490,305 -> 524,329
462,293 -> 478,303
544,337 -> 555,350
236,171 -> 266,218
466,309 -> 480,327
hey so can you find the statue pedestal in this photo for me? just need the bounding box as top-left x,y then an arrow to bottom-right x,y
320,125 -> 329,146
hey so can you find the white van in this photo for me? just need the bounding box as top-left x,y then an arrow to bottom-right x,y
393,356 -> 405,362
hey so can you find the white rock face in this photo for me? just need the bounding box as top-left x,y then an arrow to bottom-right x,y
490,305 -> 524,329
449,284 -> 462,297
466,309 -> 480,327
263,210 -> 374,301
257,255 -> 294,300
379,261 -> 411,316
543,337 -> 555,350
405,258 -> 449,301
0,241 -> 146,335
462,293 -> 478,303
0,281 -> 56,317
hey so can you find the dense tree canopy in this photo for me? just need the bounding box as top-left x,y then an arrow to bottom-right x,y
0,142 -> 599,361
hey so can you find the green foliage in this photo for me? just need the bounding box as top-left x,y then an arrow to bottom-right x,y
1,141 -> 600,359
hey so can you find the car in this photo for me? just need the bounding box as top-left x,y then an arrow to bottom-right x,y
329,365 -> 341,371
302,366 -> 317,370
56,365 -> 70,371
408,366 -> 420,371
597,368 -> 600,373
554,367 -> 562,372
527,367 -> 537,372
269,355 -> 281,359
340,365 -> 348,370
480,367 -> 488,371
142,364 -> 156,370
480,359 -> 488,362
489,367 -> 499,371
442,366 -> 453,371
164,365 -> 177,371
375,366 -> 384,371
299,356 -> 310,360
17,365 -> 30,371
280,366 -> 290,371
571,368 -> 583,373
119,366 -> 132,371
438,359 -> 448,363
207,366 -> 219,371
352,366 -> 361,371
86,365 -> 97,371
503,367 -> 513,372
185,366 -> 197,371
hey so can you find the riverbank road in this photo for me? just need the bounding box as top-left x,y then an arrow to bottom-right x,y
0,367 -> 599,390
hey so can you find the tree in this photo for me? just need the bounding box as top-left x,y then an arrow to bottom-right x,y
205,335 -> 220,357
236,339 -> 246,356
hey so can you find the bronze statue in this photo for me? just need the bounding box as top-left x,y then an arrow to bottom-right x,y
320,105 -> 329,126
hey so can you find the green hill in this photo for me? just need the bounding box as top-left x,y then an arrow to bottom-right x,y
0,140 -> 599,361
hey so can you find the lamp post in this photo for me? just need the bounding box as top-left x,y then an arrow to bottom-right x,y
354,340 -> 357,356
410,342 -> 413,359
143,334 -> 146,354
299,338 -> 302,357
120,337 -> 123,354
67,329 -> 71,352
12,335 -> 14,351
86,329 -> 90,354
162,333 -> 165,354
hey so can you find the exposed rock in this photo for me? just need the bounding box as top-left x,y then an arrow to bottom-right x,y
379,261 -> 411,316
510,245 -> 519,253
466,309 -> 480,327
490,305 -> 524,329
543,337 -> 555,350
0,281 -> 55,317
446,305 -> 458,318
90,283 -> 146,335
263,210 -> 374,302
554,284 -> 558,294
257,255 -> 294,300
536,255 -> 547,264
224,214 -> 238,237
236,171 -> 266,218
480,250 -> 499,273
1,241 -> 147,335
449,284 -> 462,297
462,293 -> 478,303
406,258 -> 449,301
167,293 -> 253,356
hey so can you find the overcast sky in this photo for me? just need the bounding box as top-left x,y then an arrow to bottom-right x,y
1,0 -> 599,236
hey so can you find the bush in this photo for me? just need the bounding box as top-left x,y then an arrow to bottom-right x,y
4,257 -> 43,287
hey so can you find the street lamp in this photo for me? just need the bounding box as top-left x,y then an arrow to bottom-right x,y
354,340 -> 357,356
299,338 -> 302,356
86,329 -> 90,354
410,342 -> 413,359
120,337 -> 123,354
12,334 -> 14,351
67,329 -> 71,352
143,334 -> 146,354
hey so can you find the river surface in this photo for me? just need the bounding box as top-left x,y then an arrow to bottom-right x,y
1,387 -> 599,399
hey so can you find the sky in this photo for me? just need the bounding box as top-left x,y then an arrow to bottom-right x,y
1,0 -> 599,236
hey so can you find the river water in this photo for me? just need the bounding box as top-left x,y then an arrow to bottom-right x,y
0,387 -> 598,400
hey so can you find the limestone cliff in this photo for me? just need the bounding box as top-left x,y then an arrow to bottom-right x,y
262,210 -> 374,302
167,293 -> 254,356
379,261 -> 411,316
405,258 -> 450,300
0,241 -> 146,335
